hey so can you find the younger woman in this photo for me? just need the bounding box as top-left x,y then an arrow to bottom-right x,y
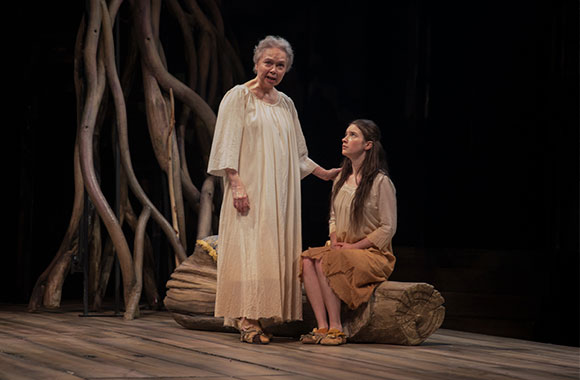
300,119 -> 397,345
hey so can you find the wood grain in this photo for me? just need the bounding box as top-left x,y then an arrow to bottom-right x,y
0,304 -> 577,380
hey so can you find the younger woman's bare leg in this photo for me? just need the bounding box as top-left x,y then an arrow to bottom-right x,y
314,259 -> 343,331
302,257 -> 329,329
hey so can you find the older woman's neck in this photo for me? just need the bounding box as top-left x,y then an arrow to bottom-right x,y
245,78 -> 276,98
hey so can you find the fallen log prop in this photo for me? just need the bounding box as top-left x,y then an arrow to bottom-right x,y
164,236 -> 446,345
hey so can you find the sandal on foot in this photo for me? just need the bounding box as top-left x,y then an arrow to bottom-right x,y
240,328 -> 270,344
299,327 -> 329,344
320,328 -> 347,346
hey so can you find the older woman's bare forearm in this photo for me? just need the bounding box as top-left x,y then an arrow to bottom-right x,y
312,166 -> 341,181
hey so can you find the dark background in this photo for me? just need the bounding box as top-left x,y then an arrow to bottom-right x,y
11,0 -> 578,346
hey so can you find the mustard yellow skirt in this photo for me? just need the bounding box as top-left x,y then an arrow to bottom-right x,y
300,243 -> 396,310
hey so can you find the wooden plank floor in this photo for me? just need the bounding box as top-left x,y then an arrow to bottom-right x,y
0,304 -> 578,380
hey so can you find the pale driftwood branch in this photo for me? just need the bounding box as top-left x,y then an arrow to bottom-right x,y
85,0 -> 135,318
197,176 -> 215,239
126,205 -> 152,318
27,145 -> 82,311
171,130 -> 188,253
101,0 -> 188,266
165,0 -> 209,197
199,0 -> 224,35
88,202 -> 103,303
167,89 -> 179,240
142,61 -> 190,263
182,0 -> 213,101
30,0 -> 243,318
186,0 -> 244,93
134,0 -> 217,137
166,88 -> 188,254
119,179 -> 160,309
134,206 -> 153,300
108,0 -> 123,20
27,15 -> 88,312
165,0 -> 198,91
92,238 -> 115,310
179,122 -> 201,209
165,0 -> 206,193
101,0 -> 189,315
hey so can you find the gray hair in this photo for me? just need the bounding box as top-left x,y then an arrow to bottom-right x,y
253,35 -> 294,72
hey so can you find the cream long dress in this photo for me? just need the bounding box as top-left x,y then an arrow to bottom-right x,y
207,84 -> 318,323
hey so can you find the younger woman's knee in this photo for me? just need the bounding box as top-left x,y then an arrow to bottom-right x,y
302,257 -> 315,272
314,258 -> 324,272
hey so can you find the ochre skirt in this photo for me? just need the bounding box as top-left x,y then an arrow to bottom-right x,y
300,243 -> 396,310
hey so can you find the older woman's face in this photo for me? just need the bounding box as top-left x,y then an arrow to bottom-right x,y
254,47 -> 288,89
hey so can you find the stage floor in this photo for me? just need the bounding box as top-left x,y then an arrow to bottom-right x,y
0,304 -> 578,380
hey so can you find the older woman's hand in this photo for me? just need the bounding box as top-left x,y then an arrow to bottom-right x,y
313,166 -> 342,181
232,183 -> 250,214
226,168 -> 250,215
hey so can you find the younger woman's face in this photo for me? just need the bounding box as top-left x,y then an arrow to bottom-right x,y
342,124 -> 372,159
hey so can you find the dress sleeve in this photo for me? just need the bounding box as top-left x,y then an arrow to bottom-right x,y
366,175 -> 397,251
328,199 -> 337,237
288,97 -> 318,179
328,177 -> 340,236
207,86 -> 246,177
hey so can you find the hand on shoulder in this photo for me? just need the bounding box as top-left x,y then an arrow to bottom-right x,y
313,166 -> 342,181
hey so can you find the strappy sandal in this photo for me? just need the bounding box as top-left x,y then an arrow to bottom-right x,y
240,328 -> 270,344
299,327 -> 329,344
320,328 -> 347,346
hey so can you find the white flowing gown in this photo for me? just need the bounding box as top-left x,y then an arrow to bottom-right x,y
207,84 -> 318,322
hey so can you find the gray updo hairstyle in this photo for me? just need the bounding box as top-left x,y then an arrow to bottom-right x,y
252,35 -> 294,73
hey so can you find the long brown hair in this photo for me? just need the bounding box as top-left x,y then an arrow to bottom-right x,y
331,119 -> 389,228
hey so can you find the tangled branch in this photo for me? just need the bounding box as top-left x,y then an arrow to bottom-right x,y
29,0 -> 244,320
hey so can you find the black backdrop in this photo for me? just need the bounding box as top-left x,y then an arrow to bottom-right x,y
12,0 -> 578,346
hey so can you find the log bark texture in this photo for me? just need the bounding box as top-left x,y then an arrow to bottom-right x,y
342,281 -> 445,345
164,236 -> 446,345
163,235 -> 233,332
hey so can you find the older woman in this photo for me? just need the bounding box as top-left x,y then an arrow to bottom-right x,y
207,35 -> 339,344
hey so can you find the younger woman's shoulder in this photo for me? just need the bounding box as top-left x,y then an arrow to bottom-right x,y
374,171 -> 390,182
374,171 -> 396,192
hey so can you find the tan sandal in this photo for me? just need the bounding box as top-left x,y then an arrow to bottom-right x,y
240,328 -> 270,344
299,327 -> 329,344
320,328 -> 347,345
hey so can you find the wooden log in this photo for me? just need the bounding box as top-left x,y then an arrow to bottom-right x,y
163,236 -> 236,332
343,281 -> 445,345
164,237 -> 445,345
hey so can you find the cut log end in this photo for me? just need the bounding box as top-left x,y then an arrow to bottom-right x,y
344,282 -> 445,345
